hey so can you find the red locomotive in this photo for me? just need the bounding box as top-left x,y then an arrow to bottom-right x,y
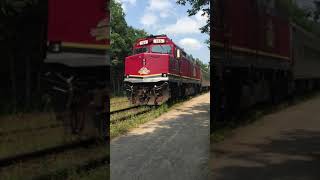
124,35 -> 210,105
42,0 -> 110,138
212,0 -> 320,122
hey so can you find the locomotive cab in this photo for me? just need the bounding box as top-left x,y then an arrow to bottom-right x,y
124,34 -> 203,106
124,35 -> 174,105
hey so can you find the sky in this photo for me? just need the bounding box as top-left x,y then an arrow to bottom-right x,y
294,0 -> 317,10
115,0 -> 210,64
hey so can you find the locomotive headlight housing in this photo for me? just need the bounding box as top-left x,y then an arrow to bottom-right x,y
162,73 -> 167,77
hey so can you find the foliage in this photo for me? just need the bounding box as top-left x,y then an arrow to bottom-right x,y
314,1 -> 320,22
0,0 -> 46,112
195,58 -> 209,72
110,0 -> 148,67
277,0 -> 320,36
110,0 -> 148,94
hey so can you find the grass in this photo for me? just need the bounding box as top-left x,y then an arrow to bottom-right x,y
110,106 -> 150,123
0,111 -> 59,134
110,93 -> 204,139
0,144 -> 109,180
211,91 -> 320,143
110,96 -> 128,104
0,96 -> 125,158
69,166 -> 109,180
0,126 -> 93,159
110,101 -> 133,112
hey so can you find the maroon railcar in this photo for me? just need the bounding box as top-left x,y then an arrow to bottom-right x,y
124,35 -> 206,105
212,0 -> 320,124
212,0 -> 292,122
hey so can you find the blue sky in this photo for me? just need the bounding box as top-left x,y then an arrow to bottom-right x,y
116,0 -> 210,64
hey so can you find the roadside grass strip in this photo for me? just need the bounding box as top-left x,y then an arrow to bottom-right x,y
109,93 -> 202,139
0,144 -> 109,180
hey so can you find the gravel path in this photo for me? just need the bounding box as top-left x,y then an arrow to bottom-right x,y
111,93 -> 210,180
211,95 -> 320,180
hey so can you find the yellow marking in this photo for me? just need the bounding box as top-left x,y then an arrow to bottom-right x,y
62,42 -> 110,50
167,73 -> 200,81
128,73 -> 200,81
213,41 -> 290,60
128,74 -> 162,77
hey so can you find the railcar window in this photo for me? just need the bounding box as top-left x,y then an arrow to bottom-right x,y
134,47 -> 148,54
151,45 -> 172,54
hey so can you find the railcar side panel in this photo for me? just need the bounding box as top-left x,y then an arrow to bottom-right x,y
214,0 -> 291,68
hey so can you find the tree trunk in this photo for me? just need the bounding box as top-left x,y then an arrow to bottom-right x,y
25,55 -> 31,110
9,45 -> 17,113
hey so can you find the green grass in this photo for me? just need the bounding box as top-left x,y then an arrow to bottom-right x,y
110,94 -> 203,139
0,112 -> 58,134
0,126 -> 94,159
0,145 -> 109,180
69,166 -> 109,180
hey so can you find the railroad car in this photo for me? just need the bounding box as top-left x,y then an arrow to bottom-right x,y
42,0 -> 110,138
212,0 -> 320,122
124,35 -> 210,105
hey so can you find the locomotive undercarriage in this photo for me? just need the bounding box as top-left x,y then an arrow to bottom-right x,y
41,63 -> 109,140
212,64 -> 320,127
125,81 -> 170,105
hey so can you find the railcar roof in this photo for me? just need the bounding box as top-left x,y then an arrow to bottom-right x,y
134,35 -> 199,64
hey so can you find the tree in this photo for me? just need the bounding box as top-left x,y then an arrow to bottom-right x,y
0,0 -> 46,112
313,1 -> 320,22
110,0 -> 148,95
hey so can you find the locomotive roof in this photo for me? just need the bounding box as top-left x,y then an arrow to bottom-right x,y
135,35 -> 200,64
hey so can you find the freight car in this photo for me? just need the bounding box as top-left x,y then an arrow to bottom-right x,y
41,0 -> 110,138
124,35 -> 210,105
212,0 -> 320,122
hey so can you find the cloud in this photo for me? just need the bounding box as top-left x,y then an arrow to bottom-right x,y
157,11 -> 208,35
140,13 -> 158,27
116,0 -> 137,12
158,17 -> 198,35
195,11 -> 209,25
140,0 -> 176,27
179,38 -> 202,50
148,0 -> 172,11
116,0 -> 137,5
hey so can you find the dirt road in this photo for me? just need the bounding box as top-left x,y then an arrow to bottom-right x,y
111,93 -> 210,180
211,95 -> 320,180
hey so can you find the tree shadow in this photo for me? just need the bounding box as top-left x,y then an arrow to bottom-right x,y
211,129 -> 320,180
111,101 -> 210,180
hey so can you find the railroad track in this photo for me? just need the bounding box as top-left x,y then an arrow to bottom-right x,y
110,107 -> 155,124
110,100 -> 129,105
0,123 -> 62,137
0,138 -> 104,168
110,105 -> 141,115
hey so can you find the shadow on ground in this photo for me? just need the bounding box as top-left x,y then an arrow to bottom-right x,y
212,129 -> 320,180
111,100 -> 210,180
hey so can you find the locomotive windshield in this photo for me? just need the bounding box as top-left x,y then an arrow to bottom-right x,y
134,47 -> 149,54
151,45 -> 172,54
